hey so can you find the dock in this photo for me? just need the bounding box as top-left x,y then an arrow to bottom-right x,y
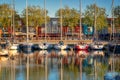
18,40 -> 93,44
0,39 -> 109,45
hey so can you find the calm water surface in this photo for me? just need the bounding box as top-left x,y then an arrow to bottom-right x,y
0,50 -> 120,80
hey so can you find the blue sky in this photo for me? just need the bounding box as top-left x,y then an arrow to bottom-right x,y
1,0 -> 120,17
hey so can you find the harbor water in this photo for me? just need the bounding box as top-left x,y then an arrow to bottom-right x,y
0,50 -> 120,80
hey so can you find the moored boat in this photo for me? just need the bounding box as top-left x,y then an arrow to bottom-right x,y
9,43 -> 19,50
54,41 -> 69,50
39,43 -> 53,50
89,42 -> 104,50
75,42 -> 89,50
22,43 -> 33,54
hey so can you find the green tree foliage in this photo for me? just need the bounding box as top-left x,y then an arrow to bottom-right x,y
56,6 -> 80,29
0,4 -> 20,29
22,5 -> 49,27
114,6 -> 120,28
114,6 -> 120,18
83,4 -> 108,30
0,4 -> 11,28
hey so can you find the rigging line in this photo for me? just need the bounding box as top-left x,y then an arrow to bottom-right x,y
108,0 -> 114,17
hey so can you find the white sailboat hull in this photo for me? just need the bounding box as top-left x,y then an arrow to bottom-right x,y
9,44 -> 18,50
75,44 -> 89,50
54,44 -> 68,50
89,42 -> 104,50
39,43 -> 52,50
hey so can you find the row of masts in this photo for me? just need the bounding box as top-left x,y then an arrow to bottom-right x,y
2,0 -> 115,42
25,0 -> 83,42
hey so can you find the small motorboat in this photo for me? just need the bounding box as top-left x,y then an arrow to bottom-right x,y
39,43 -> 52,50
89,42 -> 104,50
75,42 -> 89,50
9,43 -> 19,50
32,44 -> 41,51
54,41 -> 69,50
22,43 -> 33,54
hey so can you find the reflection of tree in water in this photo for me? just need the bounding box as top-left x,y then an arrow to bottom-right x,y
82,56 -> 109,80
115,59 -> 120,72
109,57 -> 120,72
63,64 -> 79,80
28,65 -> 48,80
0,66 -> 13,80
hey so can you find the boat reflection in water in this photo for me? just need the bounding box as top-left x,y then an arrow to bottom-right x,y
0,49 -> 120,80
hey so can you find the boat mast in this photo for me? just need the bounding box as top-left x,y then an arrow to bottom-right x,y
44,0 -> 47,41
94,0 -> 97,40
13,0 -> 15,43
112,0 -> 115,72
11,0 -> 13,39
60,0 -> 63,41
26,0 -> 29,43
79,0 -> 82,40
112,0 -> 115,41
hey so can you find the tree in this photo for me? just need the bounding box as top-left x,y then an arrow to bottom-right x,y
0,4 -> 20,32
0,4 -> 11,29
22,5 -> 50,39
83,4 -> 108,31
56,6 -> 80,38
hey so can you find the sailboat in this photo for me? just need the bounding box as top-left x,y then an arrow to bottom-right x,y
104,0 -> 120,79
9,0 -> 18,50
54,0 -> 69,50
21,0 -> 33,54
75,0 -> 89,50
88,1 -> 104,50
39,0 -> 52,50
103,0 -> 120,54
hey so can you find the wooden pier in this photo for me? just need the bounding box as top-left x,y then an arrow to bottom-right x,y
0,39 -> 109,45
19,40 -> 93,44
